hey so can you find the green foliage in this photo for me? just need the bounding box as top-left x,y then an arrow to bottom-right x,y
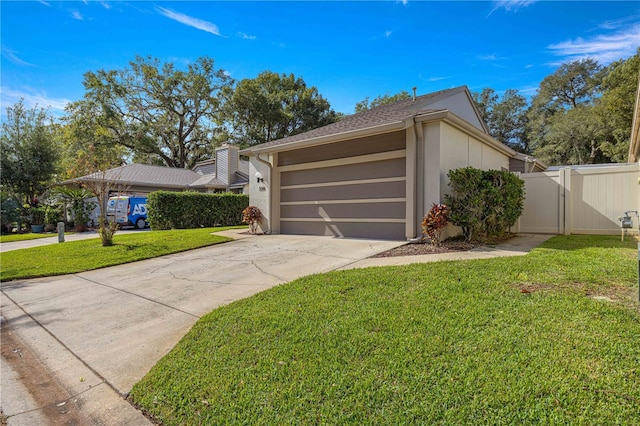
421,203 -> 451,246
0,100 -> 61,206
472,88 -> 529,153
221,71 -> 340,148
148,191 -> 249,230
1,192 -> 20,230
78,55 -> 233,168
60,101 -> 127,179
354,90 -> 411,113
445,167 -> 524,241
53,187 -> 96,226
44,204 -> 63,225
599,48 -> 640,161
1,227 -> 236,281
130,236 -> 639,425
28,206 -> 46,225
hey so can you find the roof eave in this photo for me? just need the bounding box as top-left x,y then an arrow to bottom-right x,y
240,121 -> 407,155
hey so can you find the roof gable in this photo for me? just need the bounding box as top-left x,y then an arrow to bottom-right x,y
242,86 -> 488,153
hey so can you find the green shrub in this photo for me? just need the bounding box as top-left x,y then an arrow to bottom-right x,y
44,204 -> 63,225
1,192 -> 20,231
444,167 -> 524,241
148,191 -> 249,230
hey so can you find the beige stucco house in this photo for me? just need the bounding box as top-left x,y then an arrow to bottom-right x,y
241,86 -> 530,240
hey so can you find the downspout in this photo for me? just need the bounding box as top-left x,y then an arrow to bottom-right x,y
255,153 -> 273,234
407,116 -> 424,243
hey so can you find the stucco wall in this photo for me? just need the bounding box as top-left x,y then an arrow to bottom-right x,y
248,156 -> 273,234
426,91 -> 485,132
437,121 -> 509,197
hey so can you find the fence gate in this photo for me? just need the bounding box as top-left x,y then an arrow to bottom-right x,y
518,164 -> 640,235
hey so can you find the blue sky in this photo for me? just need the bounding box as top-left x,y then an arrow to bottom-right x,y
1,1 -> 639,117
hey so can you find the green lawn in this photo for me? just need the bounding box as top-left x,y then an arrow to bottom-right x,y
0,227 -> 244,281
0,233 -> 58,243
130,235 -> 640,425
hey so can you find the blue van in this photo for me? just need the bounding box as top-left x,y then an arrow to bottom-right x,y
106,196 -> 148,229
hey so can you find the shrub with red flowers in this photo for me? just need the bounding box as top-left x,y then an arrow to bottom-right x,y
242,206 -> 263,234
421,203 -> 451,246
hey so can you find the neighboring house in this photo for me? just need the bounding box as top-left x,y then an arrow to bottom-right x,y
509,152 -> 547,173
69,144 -> 249,196
241,86 -> 540,240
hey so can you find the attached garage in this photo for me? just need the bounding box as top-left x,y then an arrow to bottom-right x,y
277,131 -> 407,239
243,86 -> 517,241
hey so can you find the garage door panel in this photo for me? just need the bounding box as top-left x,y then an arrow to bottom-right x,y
281,181 -> 405,202
281,158 -> 405,186
281,221 -> 405,240
281,202 -> 405,220
278,131 -> 405,167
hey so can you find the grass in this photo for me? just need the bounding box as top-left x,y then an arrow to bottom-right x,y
0,233 -> 59,243
130,235 -> 640,425
0,227 -> 244,281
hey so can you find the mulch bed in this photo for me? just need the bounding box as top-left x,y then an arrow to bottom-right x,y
372,236 -> 512,258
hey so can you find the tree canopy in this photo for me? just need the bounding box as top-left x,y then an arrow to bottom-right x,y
472,88 -> 528,153
355,91 -> 411,113
469,53 -> 639,166
73,55 -> 233,169
0,100 -> 60,206
221,71 -> 340,148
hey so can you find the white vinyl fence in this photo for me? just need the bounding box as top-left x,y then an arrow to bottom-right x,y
518,163 -> 640,235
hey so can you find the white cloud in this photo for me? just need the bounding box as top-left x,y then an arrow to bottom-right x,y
548,23 -> 640,64
38,0 -> 51,6
100,2 -> 111,10
479,53 -> 498,61
157,7 -> 222,37
70,10 -> 83,20
427,75 -> 453,82
489,0 -> 536,16
1,87 -> 72,114
1,46 -> 35,67
385,30 -> 392,37
238,32 -> 256,40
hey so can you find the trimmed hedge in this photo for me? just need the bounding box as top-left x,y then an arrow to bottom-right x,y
147,191 -> 249,230
444,167 -> 525,241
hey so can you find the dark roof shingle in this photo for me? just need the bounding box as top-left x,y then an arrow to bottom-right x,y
243,86 -> 468,152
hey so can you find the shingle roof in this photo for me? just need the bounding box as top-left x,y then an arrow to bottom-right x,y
76,164 -> 202,188
243,86 -> 469,152
71,160 -> 251,190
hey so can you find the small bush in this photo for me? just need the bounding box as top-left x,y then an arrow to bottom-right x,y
421,203 -> 451,246
445,167 -> 524,242
242,206 -> 263,234
148,191 -> 249,230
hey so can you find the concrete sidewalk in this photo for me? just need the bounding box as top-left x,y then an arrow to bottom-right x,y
1,230 -> 552,425
340,233 -> 555,269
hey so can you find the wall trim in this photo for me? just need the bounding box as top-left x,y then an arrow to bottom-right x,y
281,198 -> 406,206
280,176 -> 405,190
278,150 -> 406,173
280,218 -> 406,223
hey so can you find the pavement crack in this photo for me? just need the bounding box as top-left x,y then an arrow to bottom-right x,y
74,275 -> 200,319
250,260 -> 287,283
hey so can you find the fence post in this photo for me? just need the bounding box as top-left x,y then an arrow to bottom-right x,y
563,167 -> 572,235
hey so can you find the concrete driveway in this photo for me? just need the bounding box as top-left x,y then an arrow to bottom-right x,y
1,231 -> 404,425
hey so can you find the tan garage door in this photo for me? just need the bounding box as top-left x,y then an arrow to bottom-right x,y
278,131 -> 407,240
